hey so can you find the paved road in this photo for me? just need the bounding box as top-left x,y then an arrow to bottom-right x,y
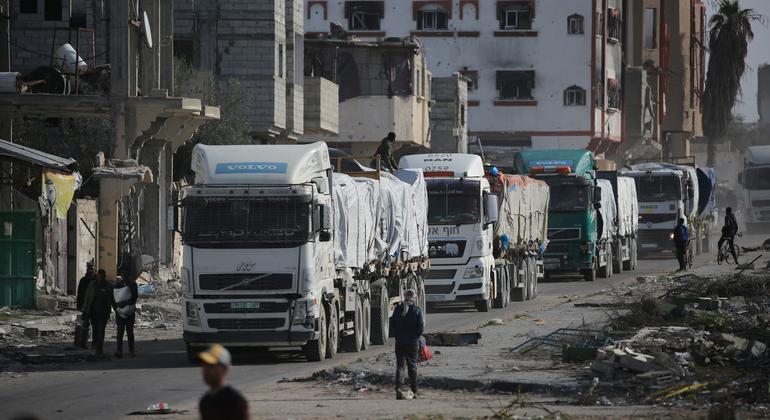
0,248 -> 729,419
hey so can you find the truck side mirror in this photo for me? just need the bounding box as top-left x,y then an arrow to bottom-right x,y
167,204 -> 180,233
484,194 -> 498,227
319,204 -> 332,242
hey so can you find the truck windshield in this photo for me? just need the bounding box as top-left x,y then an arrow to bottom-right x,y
633,176 -> 680,201
745,167 -> 770,190
548,185 -> 590,212
182,196 -> 312,248
426,179 -> 480,225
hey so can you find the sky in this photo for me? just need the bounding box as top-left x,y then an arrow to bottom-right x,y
713,0 -> 770,122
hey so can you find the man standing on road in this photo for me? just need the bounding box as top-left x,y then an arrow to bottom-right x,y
718,206 -> 739,264
113,275 -> 138,358
672,218 -> 690,271
198,344 -> 249,420
76,262 -> 95,347
391,289 -> 424,400
82,269 -> 115,355
371,132 -> 399,171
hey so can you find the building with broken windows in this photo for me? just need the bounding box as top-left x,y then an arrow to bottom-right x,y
306,0 -> 624,166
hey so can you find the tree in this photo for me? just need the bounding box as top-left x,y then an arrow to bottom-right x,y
702,0 -> 763,166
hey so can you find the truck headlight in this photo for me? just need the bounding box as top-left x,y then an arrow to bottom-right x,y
186,301 -> 200,326
293,298 -> 317,327
669,233 -> 675,240
463,267 -> 484,279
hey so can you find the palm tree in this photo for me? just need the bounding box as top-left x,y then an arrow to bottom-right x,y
703,0 -> 762,167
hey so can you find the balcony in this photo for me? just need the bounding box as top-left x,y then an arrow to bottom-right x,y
303,77 -> 339,134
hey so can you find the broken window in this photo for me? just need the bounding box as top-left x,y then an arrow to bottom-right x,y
459,70 -> 478,91
497,1 -> 532,30
564,85 -> 586,106
496,70 -> 535,100
607,78 -> 621,109
417,5 -> 448,30
607,8 -> 622,41
345,1 -> 383,30
644,8 -> 657,49
20,0 -> 37,14
567,14 -> 584,35
44,0 -> 62,21
174,39 -> 196,65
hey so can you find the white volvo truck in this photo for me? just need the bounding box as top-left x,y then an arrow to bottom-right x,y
399,154 -> 549,311
742,145 -> 770,229
179,143 -> 429,361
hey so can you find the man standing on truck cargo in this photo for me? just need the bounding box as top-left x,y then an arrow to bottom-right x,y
391,289 -> 424,400
371,132 -> 399,171
672,218 -> 689,271
718,207 -> 739,264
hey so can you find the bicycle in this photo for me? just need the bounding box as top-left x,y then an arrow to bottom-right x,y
717,232 -> 742,265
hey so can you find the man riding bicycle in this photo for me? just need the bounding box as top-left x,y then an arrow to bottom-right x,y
718,207 -> 739,264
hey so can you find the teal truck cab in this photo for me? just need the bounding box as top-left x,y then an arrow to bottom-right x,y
514,150 -> 608,281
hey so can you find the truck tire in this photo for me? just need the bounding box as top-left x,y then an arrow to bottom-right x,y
361,295 -> 371,350
623,238 -> 633,271
303,303 -> 327,362
631,238 -> 639,270
326,303 -> 339,359
582,258 -> 597,282
512,261 -> 529,302
493,268 -> 505,309
599,246 -> 611,278
614,241 -> 623,274
474,297 -> 491,312
501,267 -> 510,308
370,283 -> 389,345
416,275 -> 427,314
342,297 -> 363,353
528,257 -> 537,299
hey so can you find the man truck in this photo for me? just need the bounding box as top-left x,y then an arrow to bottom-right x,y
179,142 -> 429,362
513,150 -> 614,281
399,154 -> 549,311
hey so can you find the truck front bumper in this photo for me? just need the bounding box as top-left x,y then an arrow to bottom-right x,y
543,242 -> 592,272
183,330 -> 316,347
423,259 -> 490,303
638,230 -> 674,252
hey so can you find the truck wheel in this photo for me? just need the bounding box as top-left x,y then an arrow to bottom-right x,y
370,284 -> 389,345
631,238 -> 638,270
623,239 -> 633,271
493,268 -> 505,309
303,303 -> 327,362
361,296 -> 371,350
512,261 -> 529,302
186,344 -> 202,364
528,257 -> 537,299
599,247 -> 611,278
509,263 -> 519,301
342,297 -> 363,353
474,297 -> 491,312
583,259 -> 597,282
501,267 -> 510,308
326,303 -> 339,359
614,242 -> 623,274
416,275 -> 427,314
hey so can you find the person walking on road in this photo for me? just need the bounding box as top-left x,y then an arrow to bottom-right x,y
198,344 -> 249,420
76,262 -> 95,347
371,132 -> 399,171
113,275 -> 138,358
391,289 -> 424,400
82,269 -> 115,355
718,206 -> 739,264
673,218 -> 690,271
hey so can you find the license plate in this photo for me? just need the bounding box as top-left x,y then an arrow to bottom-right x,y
641,244 -> 658,249
426,295 -> 447,302
231,302 -> 260,310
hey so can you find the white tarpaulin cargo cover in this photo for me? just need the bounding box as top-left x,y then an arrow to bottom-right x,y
597,179 -> 618,241
616,176 -> 639,237
489,174 -> 550,246
332,173 -> 380,269
395,169 -> 429,258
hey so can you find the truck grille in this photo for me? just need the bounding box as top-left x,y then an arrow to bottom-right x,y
639,213 -> 677,225
752,200 -> 770,208
198,273 -> 293,291
546,244 -> 571,254
424,269 -> 457,280
428,240 -> 467,258
203,302 -> 290,314
548,228 -> 581,241
207,318 -> 285,330
425,284 -> 455,294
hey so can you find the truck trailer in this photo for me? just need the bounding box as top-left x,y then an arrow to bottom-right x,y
597,172 -> 640,272
513,150 -> 612,281
179,142 -> 429,362
399,154 -> 549,311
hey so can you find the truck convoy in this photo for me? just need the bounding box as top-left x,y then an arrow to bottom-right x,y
742,145 -> 770,229
622,160 -> 716,256
597,172 -> 640,272
180,142 -> 429,362
513,150 -> 619,281
399,154 -> 549,311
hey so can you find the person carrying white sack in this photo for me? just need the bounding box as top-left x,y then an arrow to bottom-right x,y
113,274 -> 138,358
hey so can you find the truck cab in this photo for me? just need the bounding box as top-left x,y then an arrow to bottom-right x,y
742,146 -> 770,229
514,150 -> 607,281
399,154 -> 499,311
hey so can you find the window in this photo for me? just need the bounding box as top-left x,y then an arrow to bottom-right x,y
607,78 -> 621,109
460,104 -> 466,126
44,0 -> 62,21
564,85 -> 586,106
607,8 -> 622,41
644,8 -> 657,49
417,5 -> 448,30
460,70 -> 478,91
496,71 -> 535,100
345,1 -> 383,30
567,14 -> 584,34
174,39 -> 195,64
497,1 -> 532,30
20,0 -> 37,14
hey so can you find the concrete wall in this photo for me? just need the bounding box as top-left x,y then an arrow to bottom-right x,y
431,74 -> 468,153
304,77 -> 339,133
67,198 -> 97,295
306,0 -> 622,152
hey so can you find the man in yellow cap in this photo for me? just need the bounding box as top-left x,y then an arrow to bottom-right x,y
198,344 -> 249,420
